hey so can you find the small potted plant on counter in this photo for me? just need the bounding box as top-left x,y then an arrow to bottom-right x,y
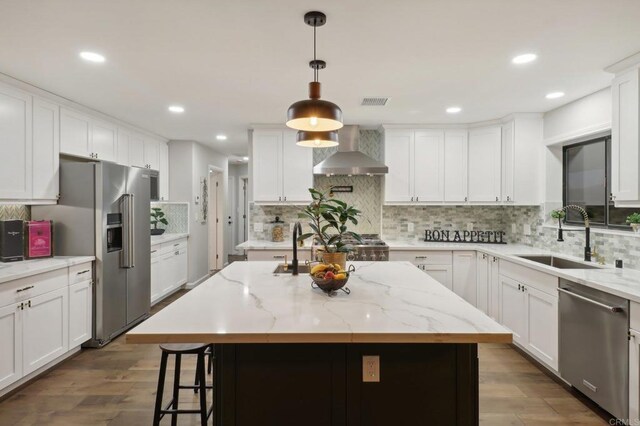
150,207 -> 168,235
627,212 -> 640,233
297,187 -> 361,269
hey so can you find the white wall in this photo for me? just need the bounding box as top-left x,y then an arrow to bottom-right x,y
169,140 -> 228,284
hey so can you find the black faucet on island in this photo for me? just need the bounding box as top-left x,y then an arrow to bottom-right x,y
557,205 -> 591,262
292,221 -> 303,275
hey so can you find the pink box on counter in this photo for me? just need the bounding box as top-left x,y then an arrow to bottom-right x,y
26,220 -> 53,259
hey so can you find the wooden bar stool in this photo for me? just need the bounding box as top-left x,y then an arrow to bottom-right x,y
153,343 -> 214,426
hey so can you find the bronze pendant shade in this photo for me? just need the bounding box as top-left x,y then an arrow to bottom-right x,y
296,129 -> 339,148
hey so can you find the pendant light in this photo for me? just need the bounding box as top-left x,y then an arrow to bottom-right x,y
296,130 -> 339,148
286,11 -> 343,133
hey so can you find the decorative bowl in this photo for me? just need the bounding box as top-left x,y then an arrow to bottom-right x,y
151,229 -> 166,236
309,264 -> 355,295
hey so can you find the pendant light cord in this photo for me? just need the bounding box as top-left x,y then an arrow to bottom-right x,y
313,22 -> 317,82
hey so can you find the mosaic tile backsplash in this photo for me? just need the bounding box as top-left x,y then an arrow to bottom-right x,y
0,205 -> 30,221
151,202 -> 189,234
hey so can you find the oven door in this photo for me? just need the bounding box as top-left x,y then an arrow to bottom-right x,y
149,170 -> 159,201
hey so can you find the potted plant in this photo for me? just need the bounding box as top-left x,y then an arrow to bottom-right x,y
551,209 -> 566,241
627,212 -> 640,233
150,207 -> 168,235
297,187 -> 362,269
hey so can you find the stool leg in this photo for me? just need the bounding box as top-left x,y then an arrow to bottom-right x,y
153,351 -> 168,426
197,352 -> 208,426
194,360 -> 200,394
208,346 -> 213,374
171,354 -> 181,426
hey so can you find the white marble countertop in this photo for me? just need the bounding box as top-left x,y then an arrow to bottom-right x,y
151,233 -> 189,246
236,240 -> 312,250
386,240 -> 640,303
0,256 -> 95,284
127,261 -> 511,344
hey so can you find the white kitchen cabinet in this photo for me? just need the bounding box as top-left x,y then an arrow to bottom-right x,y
69,280 -> 92,349
384,130 -> 445,203
631,326 -> 640,423
159,142 -> 169,200
476,252 -> 490,314
129,133 -> 146,168
150,251 -> 163,303
32,97 -> 60,201
444,130 -> 468,202
489,255 -> 500,321
90,119 -> 117,162
388,250 -> 453,288
421,265 -> 453,290
501,121 -> 514,203
468,126 -> 501,202
150,238 -> 189,305
0,83 -> 32,200
22,286 -> 68,375
452,251 -> 476,305
252,129 -> 312,203
0,302 -> 22,390
116,128 -> 130,166
246,249 -> 311,262
611,67 -> 640,206
499,275 -> 527,345
60,108 -> 92,159
144,138 -> 160,170
525,285 -> 558,370
160,251 -> 176,295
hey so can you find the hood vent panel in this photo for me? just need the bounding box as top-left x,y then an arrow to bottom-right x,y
361,97 -> 389,106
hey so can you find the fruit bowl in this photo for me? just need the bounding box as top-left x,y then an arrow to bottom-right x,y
309,263 -> 355,295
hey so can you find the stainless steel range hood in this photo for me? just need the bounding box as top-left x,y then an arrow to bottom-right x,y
312,125 -> 388,175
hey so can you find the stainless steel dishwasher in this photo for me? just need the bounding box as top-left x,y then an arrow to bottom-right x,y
559,279 -> 629,420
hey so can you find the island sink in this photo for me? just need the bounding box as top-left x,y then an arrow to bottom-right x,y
273,264 -> 311,274
517,255 -> 601,269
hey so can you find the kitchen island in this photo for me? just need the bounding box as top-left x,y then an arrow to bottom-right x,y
127,261 -> 511,425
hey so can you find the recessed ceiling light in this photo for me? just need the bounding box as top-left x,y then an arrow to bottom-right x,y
216,134 -> 227,141
446,106 -> 462,114
512,53 -> 537,64
242,156 -> 249,161
79,51 -> 105,63
545,92 -> 565,99
168,105 -> 185,113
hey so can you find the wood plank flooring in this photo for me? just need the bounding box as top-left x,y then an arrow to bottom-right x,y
0,289 -> 611,425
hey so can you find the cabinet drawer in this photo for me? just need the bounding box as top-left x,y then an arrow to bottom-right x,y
0,268 -> 68,307
499,259 -> 557,296
68,262 -> 93,285
388,250 -> 452,265
247,250 -> 310,262
151,238 -> 187,257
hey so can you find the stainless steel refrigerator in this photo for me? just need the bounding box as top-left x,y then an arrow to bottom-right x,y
33,161 -> 151,347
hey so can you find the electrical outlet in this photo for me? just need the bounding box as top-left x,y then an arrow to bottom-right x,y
254,222 -> 264,232
289,223 -> 295,233
523,224 -> 531,236
512,223 -> 516,233
407,222 -> 415,232
362,355 -> 380,383
467,222 -> 474,231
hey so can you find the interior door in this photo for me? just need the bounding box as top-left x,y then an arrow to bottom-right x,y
126,166 -> 151,324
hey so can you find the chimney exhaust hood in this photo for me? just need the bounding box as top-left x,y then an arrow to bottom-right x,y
312,125 -> 388,175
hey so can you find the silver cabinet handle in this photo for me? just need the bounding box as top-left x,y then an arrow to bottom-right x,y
496,196 -> 499,202
492,256 -> 497,262
16,285 -> 34,293
415,256 -> 428,259
410,197 -> 413,202
482,253 -> 487,259
151,249 -> 157,254
416,197 -> 419,202
77,269 -> 91,275
558,288 -> 624,313
273,255 -> 286,259
464,196 -> 468,202
173,243 -> 180,247
518,284 -> 521,291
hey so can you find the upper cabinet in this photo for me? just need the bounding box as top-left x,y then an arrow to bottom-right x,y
251,129 -> 313,204
144,139 -> 160,170
32,97 -> 60,201
468,126 -> 502,203
0,83 -> 32,200
384,130 -> 414,202
611,67 -> 640,206
444,130 -> 468,202
159,141 -> 169,201
60,108 -> 117,161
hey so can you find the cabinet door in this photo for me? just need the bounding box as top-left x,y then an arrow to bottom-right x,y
129,134 -> 146,168
444,130 -> 468,202
22,287 -> 68,375
501,121 -> 515,203
489,256 -> 500,321
116,128 -> 130,166
414,130 -> 444,202
159,142 -> 169,201
0,83 -> 32,199
468,126 -> 501,202
69,280 -> 92,348
91,119 -> 117,162
144,138 -> 160,170
60,108 -> 91,158
161,252 -> 176,295
525,286 -> 558,370
150,253 -> 163,304
176,248 -> 188,286
476,253 -> 489,314
421,265 -> 452,290
499,275 -> 526,345
611,68 -> 640,202
282,131 -> 313,203
0,302 -> 22,389
252,130 -> 282,202
32,97 -> 59,201
630,329 -> 640,423
452,251 -> 476,305
384,131 -> 414,202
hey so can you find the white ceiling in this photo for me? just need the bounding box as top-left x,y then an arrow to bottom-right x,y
1,0 -> 639,155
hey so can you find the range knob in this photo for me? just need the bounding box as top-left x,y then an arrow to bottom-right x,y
378,252 -> 386,261
369,253 -> 377,261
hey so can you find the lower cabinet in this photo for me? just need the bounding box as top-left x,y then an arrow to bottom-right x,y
420,264 -> 452,290
476,252 -> 500,319
151,238 -> 189,305
499,275 -> 527,345
0,303 -> 22,389
388,250 -> 453,289
452,251 -> 477,305
247,249 -> 311,262
630,326 -> 640,423
69,280 -> 93,348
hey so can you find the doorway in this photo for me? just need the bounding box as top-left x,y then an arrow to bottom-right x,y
238,176 -> 248,245
207,167 -> 224,272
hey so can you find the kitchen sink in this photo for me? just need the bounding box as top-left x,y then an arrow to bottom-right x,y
273,264 -> 311,274
516,255 -> 602,269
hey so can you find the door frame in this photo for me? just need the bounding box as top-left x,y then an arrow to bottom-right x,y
208,166 -> 224,271
238,175 -> 249,246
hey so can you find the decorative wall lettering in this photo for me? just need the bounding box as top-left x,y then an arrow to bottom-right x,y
424,229 -> 507,244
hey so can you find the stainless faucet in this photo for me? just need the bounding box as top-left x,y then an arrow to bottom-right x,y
292,222 -> 303,275
557,205 -> 591,262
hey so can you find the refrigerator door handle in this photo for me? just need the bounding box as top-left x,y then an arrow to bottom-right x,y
129,193 -> 135,268
121,194 -> 135,268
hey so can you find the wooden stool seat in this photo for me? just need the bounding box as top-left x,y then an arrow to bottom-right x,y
159,343 -> 208,354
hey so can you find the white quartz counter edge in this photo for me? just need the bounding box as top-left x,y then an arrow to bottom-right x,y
236,240 -> 312,251
386,241 -> 640,303
0,256 -> 95,284
151,233 -> 189,246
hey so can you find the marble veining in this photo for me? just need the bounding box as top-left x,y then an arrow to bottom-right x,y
127,261 -> 511,344
0,256 -> 95,284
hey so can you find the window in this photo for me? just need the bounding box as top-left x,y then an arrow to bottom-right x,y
563,136 -> 636,229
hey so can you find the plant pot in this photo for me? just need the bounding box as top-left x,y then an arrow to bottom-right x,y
322,252 -> 347,270
631,223 -> 640,233
151,228 -> 166,236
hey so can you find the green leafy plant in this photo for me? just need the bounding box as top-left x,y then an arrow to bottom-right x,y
626,212 -> 640,224
150,207 -> 169,230
550,209 -> 566,220
297,187 -> 362,253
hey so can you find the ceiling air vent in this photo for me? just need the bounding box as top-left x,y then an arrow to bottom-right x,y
361,97 -> 389,106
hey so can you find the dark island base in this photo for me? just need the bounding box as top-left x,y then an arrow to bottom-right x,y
214,343 -> 478,426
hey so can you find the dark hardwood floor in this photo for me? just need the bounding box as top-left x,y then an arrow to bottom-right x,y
0,289 -> 609,425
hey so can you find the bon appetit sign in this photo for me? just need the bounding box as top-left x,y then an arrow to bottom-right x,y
424,229 -> 507,244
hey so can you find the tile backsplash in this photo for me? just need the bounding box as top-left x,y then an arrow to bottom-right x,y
0,205 -> 30,221
151,202 -> 189,234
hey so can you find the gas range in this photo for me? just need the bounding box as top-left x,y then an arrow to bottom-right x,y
314,234 -> 389,261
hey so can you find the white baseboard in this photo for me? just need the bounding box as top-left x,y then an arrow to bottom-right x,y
185,273 -> 212,289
